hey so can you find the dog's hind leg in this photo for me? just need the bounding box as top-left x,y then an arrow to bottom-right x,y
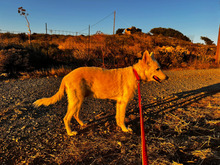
64,89 -> 85,136
64,101 -> 78,136
73,98 -> 86,127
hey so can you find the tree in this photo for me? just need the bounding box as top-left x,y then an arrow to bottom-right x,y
200,36 -> 214,45
116,28 -> 125,35
129,26 -> 142,34
150,27 -> 191,42
18,7 -> 31,44
124,26 -> 142,35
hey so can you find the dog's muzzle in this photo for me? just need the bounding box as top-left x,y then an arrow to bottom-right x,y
153,75 -> 169,83
153,75 -> 161,83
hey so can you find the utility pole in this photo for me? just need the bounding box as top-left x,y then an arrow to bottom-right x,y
216,25 -> 220,64
113,11 -> 116,34
88,25 -> 91,56
45,23 -> 48,34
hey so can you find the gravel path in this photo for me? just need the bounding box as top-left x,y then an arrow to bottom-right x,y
0,68 -> 220,164
1,69 -> 219,110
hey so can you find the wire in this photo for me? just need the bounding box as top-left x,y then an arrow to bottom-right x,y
91,11 -> 114,28
79,27 -> 89,33
78,11 -> 114,34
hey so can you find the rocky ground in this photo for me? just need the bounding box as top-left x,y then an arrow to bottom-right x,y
0,68 -> 220,164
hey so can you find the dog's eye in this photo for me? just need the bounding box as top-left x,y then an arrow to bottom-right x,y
156,68 -> 160,71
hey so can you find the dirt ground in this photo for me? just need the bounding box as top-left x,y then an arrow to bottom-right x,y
0,69 -> 220,164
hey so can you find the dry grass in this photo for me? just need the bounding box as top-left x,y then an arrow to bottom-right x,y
20,66 -> 73,79
145,92 -> 220,164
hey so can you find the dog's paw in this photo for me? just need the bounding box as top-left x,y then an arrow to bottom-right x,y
67,131 -> 78,136
80,121 -> 88,127
127,127 -> 133,132
122,127 -> 133,133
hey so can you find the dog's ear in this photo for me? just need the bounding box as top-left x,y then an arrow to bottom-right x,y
142,50 -> 150,64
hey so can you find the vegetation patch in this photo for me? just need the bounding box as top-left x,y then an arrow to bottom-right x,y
0,32 -> 218,78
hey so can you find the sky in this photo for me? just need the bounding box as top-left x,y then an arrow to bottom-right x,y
0,0 -> 220,44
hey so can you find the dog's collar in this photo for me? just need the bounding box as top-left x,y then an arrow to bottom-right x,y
133,68 -> 140,81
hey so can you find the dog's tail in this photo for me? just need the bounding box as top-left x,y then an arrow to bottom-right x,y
33,80 -> 65,107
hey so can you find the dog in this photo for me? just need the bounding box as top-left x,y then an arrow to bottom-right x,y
33,50 -> 168,136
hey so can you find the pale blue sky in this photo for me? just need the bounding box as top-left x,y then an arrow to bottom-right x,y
0,0 -> 220,43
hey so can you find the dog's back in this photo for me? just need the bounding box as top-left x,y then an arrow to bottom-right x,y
63,66 -> 136,100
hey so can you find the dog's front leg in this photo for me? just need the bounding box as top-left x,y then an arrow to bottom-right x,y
116,101 -> 132,133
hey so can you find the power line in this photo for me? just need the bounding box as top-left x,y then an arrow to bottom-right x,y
78,27 -> 89,33
79,11 -> 115,34
91,11 -> 114,28
116,13 -> 131,28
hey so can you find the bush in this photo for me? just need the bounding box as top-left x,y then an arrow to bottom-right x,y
27,43 -> 64,69
0,48 -> 30,76
18,33 -> 28,42
154,46 -> 189,68
0,43 -> 73,76
116,28 -> 125,35
200,36 -> 214,45
150,27 -> 191,42
0,32 -> 14,39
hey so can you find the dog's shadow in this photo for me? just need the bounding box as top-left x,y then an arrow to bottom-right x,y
129,83 -> 220,135
79,83 -> 220,135
146,83 -> 220,116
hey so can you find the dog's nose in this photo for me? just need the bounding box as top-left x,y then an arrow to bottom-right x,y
165,76 -> 169,80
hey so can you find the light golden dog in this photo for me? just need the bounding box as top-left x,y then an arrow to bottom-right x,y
34,50 -> 168,136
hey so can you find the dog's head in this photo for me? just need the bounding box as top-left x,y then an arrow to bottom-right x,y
134,50 -> 168,83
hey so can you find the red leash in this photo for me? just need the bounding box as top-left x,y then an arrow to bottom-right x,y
133,69 -> 148,165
